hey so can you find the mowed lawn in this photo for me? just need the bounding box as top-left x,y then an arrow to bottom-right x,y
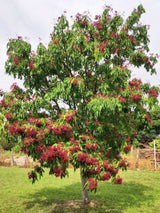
0,167 -> 160,213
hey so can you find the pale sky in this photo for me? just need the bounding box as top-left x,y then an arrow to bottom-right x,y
0,0 -> 160,92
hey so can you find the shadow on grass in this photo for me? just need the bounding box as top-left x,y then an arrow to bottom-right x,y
23,180 -> 154,213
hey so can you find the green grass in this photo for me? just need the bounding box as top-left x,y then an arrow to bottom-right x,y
0,167 -> 160,213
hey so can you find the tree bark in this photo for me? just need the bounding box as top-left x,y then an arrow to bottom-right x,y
80,167 -> 90,204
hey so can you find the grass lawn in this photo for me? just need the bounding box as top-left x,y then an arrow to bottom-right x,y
0,167 -> 160,213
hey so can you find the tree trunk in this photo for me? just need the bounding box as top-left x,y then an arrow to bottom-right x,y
80,167 -> 90,204
11,148 -> 14,167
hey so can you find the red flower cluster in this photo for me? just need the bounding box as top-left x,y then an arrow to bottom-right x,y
121,27 -> 128,32
72,79 -> 78,86
86,157 -> 98,165
127,35 -> 136,43
109,32 -> 118,38
28,117 -> 42,125
115,95 -> 126,103
130,93 -> 141,102
69,146 -> 81,153
92,21 -> 103,30
101,171 -> 111,181
105,152 -> 110,158
13,56 -> 19,65
108,165 -> 119,174
26,127 -> 38,137
90,134 -> 94,140
129,78 -> 142,88
85,143 -> 98,150
98,41 -> 108,53
52,124 -> 72,136
126,136 -> 130,142
77,152 -> 88,162
114,176 -> 123,184
131,131 -> 137,138
82,18 -> 88,26
119,160 -> 124,168
41,146 -> 57,161
0,99 -> 8,108
70,137 -> 79,145
5,111 -> 13,120
50,166 -> 65,177
10,83 -> 18,92
29,61 -> 36,70
28,171 -> 36,180
53,38 -> 60,45
45,119 -> 53,130
149,89 -> 158,98
58,149 -> 70,163
86,178 -> 98,191
23,137 -> 35,147
94,32 -> 99,38
145,114 -> 151,121
95,120 -> 99,125
8,123 -> 26,135
65,110 -> 77,122
115,47 -> 120,55
35,143 -> 44,154
36,128 -> 45,141
81,134 -> 86,141
85,34 -> 90,42
124,144 -> 132,153
103,160 -> 109,170
84,164 -> 101,176
41,144 -> 68,163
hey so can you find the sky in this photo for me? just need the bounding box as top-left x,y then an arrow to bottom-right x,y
0,0 -> 160,92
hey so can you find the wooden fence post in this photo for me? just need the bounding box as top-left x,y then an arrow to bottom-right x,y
154,140 -> 156,170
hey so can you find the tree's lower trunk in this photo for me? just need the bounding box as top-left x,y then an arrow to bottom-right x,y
80,167 -> 90,204
11,148 -> 14,167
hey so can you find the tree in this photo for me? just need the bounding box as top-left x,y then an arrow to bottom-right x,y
150,105 -> 160,136
1,4 -> 159,203
135,104 -> 160,148
0,105 -> 16,166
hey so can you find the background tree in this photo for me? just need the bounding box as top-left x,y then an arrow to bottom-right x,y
135,104 -> 160,148
150,105 -> 160,136
0,89 -> 22,166
1,4 -> 159,203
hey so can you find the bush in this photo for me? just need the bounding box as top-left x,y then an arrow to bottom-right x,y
149,139 -> 160,149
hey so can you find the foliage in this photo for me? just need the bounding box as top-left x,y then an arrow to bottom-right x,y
0,4 -> 159,196
135,104 -> 160,147
150,105 -> 160,136
0,111 -> 15,151
149,138 -> 160,149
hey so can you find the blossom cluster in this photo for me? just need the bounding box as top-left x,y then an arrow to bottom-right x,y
52,124 -> 72,136
148,89 -> 158,98
41,144 -> 69,164
85,143 -> 98,150
130,93 -> 141,102
129,78 -> 142,90
50,166 -> 65,177
86,178 -> 98,191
